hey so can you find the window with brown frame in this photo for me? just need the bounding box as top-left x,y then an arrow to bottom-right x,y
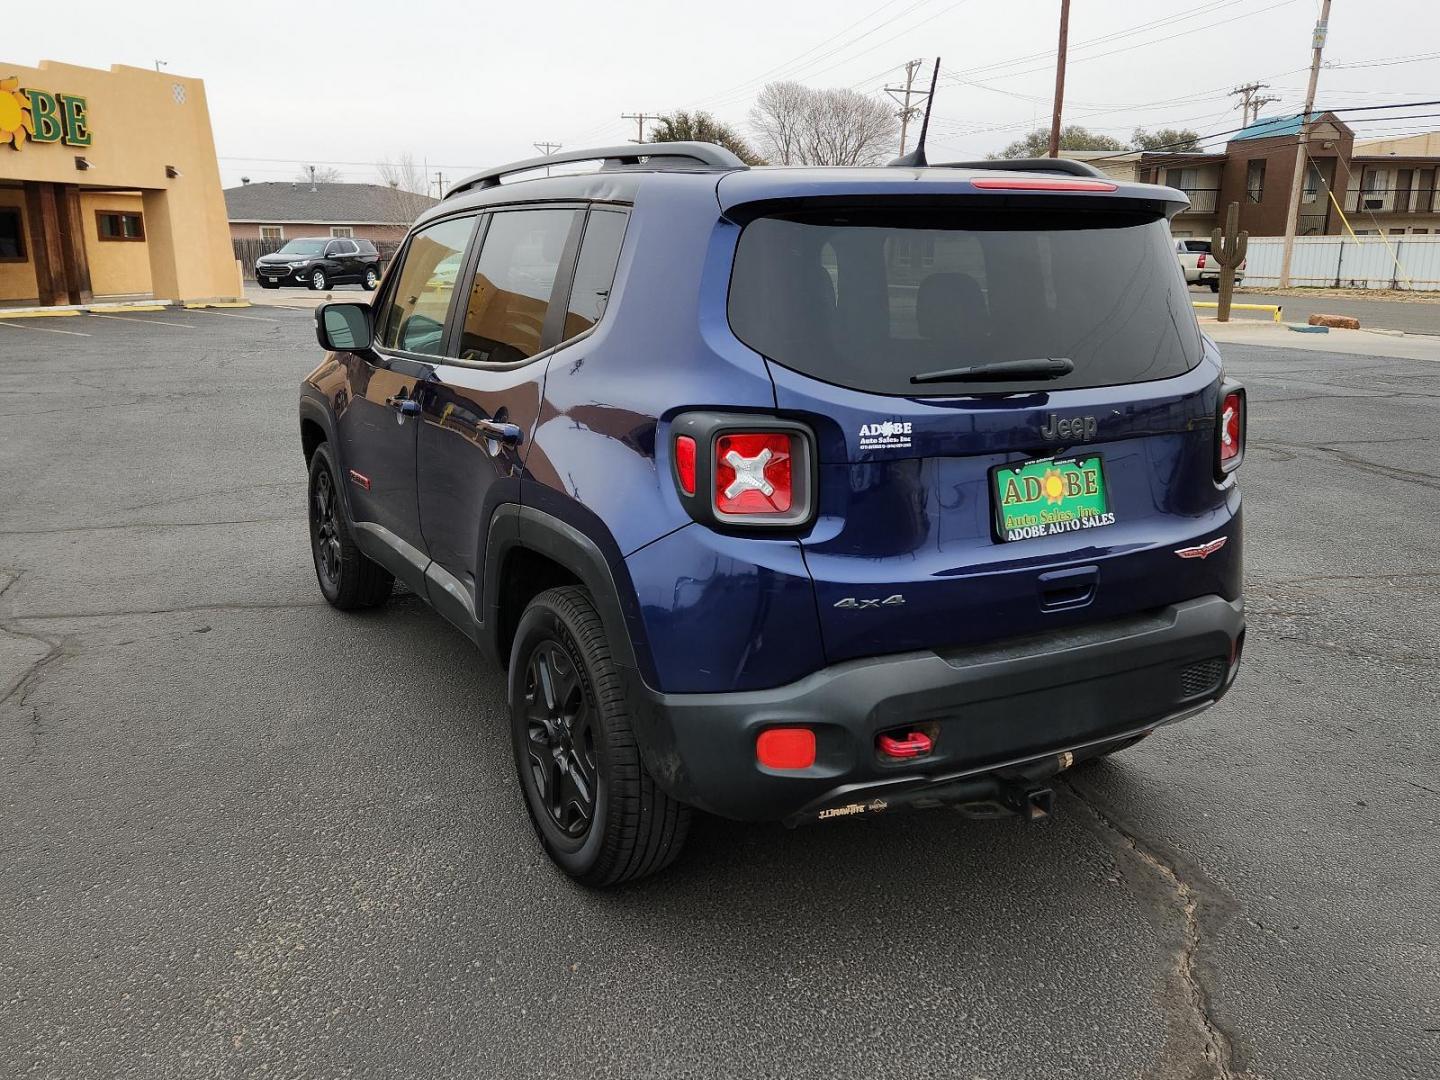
96,210 -> 145,242
0,207 -> 25,262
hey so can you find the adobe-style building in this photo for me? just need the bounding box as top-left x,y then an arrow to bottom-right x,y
223,181 -> 436,244
1067,114 -> 1440,240
0,60 -> 241,306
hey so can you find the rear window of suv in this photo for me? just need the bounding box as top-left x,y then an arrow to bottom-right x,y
728,208 -> 1201,396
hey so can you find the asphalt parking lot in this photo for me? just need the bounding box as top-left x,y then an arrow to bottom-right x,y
1,306 -> 1437,1080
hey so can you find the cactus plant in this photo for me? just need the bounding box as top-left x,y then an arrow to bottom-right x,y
1209,201 -> 1249,322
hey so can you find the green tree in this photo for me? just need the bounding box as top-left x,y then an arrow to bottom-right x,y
989,125 -> 1126,159
648,110 -> 766,165
1132,127 -> 1202,152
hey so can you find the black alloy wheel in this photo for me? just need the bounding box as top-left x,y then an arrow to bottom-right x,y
521,638 -> 599,839
310,461 -> 342,592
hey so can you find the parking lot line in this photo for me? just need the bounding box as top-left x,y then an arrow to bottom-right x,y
186,308 -> 282,323
0,319 -> 91,336
86,313 -> 198,329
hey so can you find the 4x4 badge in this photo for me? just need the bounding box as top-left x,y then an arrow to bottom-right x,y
834,595 -> 905,609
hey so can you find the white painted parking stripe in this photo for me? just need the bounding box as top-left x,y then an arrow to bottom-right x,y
86,313 -> 197,328
186,308 -> 282,323
0,320 -> 91,336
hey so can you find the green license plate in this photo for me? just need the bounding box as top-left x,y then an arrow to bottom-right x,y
991,454 -> 1116,542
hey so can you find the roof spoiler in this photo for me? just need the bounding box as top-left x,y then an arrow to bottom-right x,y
446,142 -> 747,199
935,157 -> 1109,179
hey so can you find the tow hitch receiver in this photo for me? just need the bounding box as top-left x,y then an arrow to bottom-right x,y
794,751 -> 1073,827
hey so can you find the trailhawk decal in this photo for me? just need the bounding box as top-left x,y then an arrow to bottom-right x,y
858,420 -> 912,451
1175,536 -> 1228,559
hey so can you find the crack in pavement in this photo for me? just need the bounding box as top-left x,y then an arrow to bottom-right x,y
0,515 -> 294,537
1065,781 -> 1241,1080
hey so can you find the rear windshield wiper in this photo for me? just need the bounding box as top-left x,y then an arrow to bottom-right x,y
909,357 -> 1076,385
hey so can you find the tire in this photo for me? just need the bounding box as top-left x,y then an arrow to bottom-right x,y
510,586 -> 690,886
1208,281 -> 1220,293
306,443 -> 393,610
308,268 -> 328,291
361,266 -> 379,291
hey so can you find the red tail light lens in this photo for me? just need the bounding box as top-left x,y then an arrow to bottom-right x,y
1218,385 -> 1246,474
1197,253 -> 1207,268
715,433 -> 793,515
756,727 -> 816,770
675,435 -> 697,496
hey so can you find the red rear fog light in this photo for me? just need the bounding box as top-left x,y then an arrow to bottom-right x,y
675,435 -> 697,496
756,727 -> 816,770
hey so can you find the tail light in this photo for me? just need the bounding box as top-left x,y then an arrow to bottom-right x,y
1216,381 -> 1246,476
1197,253 -> 1207,268
671,413 -> 815,528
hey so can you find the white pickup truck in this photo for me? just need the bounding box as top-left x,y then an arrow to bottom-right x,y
1176,238 -> 1245,292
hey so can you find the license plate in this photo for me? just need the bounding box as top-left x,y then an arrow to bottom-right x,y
991,454 -> 1115,542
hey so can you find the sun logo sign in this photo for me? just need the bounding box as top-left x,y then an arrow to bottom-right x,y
1041,466 -> 1067,504
0,77 -> 34,149
0,77 -> 90,151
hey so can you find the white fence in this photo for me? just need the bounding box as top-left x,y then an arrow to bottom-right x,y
1242,234 -> 1440,291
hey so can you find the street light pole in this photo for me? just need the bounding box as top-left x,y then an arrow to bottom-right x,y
1278,0 -> 1332,288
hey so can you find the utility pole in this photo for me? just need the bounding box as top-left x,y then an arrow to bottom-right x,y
1047,0 -> 1071,158
1230,82 -> 1280,126
885,59 -> 927,156
433,171 -> 446,198
307,165 -> 317,192
534,142 -> 561,177
1279,0 -> 1331,289
620,113 -> 662,144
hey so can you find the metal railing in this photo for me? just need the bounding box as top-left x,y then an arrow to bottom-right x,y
1175,188 -> 1219,214
1344,187 -> 1439,214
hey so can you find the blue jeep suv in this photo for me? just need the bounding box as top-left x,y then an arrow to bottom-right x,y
300,142 -> 1246,885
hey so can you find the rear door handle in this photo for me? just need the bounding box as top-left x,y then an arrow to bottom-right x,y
387,397 -> 420,415
1038,565 -> 1098,612
478,419 -> 522,445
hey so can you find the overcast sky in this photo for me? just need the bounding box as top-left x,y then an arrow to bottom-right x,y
9,0 -> 1440,191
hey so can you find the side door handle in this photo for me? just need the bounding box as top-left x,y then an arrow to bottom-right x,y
477,419 -> 522,445
387,396 -> 421,415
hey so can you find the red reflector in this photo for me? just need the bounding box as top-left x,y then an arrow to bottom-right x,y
715,432 -> 793,515
1220,392 -> 1244,465
877,730 -> 934,759
971,177 -> 1118,192
756,727 -> 816,770
675,435 -> 697,496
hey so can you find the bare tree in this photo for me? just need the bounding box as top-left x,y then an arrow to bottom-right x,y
295,165 -> 342,184
375,154 -> 437,222
749,81 -> 898,166
749,82 -> 810,165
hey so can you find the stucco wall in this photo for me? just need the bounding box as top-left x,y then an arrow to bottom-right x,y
0,185 -> 38,301
0,60 -> 241,301
78,191 -> 151,296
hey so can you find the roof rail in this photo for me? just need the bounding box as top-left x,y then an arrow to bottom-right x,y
935,157 -> 1109,179
445,142 -> 747,199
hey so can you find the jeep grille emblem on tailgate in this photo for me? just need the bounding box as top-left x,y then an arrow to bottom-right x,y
1041,414 -> 1097,442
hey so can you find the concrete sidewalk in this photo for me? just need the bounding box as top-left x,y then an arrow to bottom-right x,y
1202,318 -> 1440,362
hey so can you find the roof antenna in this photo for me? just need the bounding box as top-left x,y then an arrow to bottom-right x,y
889,57 -> 940,168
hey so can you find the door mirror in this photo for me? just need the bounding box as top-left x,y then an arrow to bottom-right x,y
315,302 -> 373,352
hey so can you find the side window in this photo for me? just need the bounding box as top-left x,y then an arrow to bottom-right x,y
459,208 -> 579,363
561,210 -> 627,341
378,216 -> 476,356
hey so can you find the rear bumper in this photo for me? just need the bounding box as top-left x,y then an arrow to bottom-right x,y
629,594 -> 1243,823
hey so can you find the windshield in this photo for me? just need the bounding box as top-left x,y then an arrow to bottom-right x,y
278,240 -> 326,256
728,208 -> 1201,396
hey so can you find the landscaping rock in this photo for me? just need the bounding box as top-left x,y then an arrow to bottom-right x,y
1309,313 -> 1361,330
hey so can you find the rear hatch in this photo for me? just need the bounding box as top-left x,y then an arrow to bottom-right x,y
724,183 -> 1235,664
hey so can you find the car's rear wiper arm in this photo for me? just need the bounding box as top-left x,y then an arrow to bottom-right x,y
909,357 -> 1075,384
